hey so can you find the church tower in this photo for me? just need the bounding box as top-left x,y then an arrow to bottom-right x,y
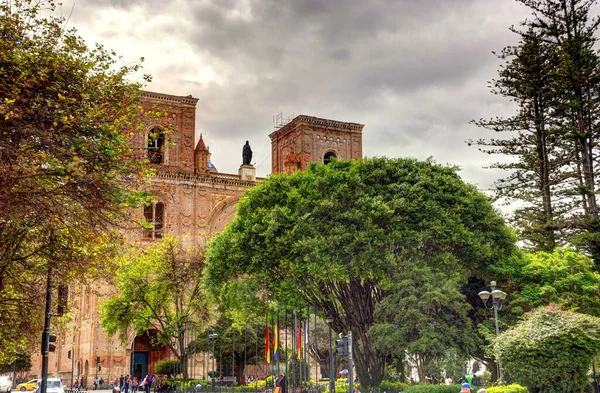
194,134 -> 210,175
269,115 -> 364,174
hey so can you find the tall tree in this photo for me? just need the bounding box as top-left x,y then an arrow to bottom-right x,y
100,236 -> 209,381
0,0 -> 159,362
523,0 -> 600,260
205,158 -> 515,387
471,28 -> 563,251
371,265 -> 475,381
472,0 -> 600,261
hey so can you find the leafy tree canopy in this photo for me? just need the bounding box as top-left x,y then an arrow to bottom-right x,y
205,157 -> 515,387
0,0 -> 162,362
100,236 -> 209,381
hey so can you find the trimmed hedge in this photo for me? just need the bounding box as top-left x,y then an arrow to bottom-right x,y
486,384 -> 528,393
402,385 -> 465,393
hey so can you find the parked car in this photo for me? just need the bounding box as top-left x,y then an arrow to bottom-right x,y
32,379 -> 64,393
16,380 -> 38,391
0,376 -> 12,393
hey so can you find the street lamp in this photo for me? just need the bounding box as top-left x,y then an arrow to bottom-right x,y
325,316 -> 335,393
208,330 -> 218,393
478,281 -> 508,381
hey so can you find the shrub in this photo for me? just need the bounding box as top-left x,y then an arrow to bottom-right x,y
378,380 -> 409,391
402,385 -> 463,393
155,359 -> 181,375
486,384 -> 528,393
337,378 -> 348,383
265,376 -> 275,386
494,307 -> 600,393
247,380 -> 266,389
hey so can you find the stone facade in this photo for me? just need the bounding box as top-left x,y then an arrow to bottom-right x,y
32,93 -> 363,387
269,115 -> 364,174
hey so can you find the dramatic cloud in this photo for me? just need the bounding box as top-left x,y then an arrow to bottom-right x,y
64,0 -> 534,194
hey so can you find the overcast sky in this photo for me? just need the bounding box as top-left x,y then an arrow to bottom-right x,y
59,0 -> 537,194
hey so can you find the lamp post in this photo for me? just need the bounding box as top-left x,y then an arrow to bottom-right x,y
208,330 -> 218,393
325,316 -> 335,393
478,281 -> 508,382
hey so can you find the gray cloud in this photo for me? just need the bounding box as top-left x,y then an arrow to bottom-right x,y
65,0 -> 533,196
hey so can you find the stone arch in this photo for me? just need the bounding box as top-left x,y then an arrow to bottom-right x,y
323,149 -> 339,164
208,196 -> 240,235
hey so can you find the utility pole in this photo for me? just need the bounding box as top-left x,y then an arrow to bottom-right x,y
348,332 -> 353,393
40,268 -> 53,393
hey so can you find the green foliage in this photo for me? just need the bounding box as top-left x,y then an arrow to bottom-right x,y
402,385 -> 463,393
206,157 -> 515,388
233,380 -> 267,392
486,384 -> 528,393
100,236 -> 209,380
494,306 -> 600,392
496,248 -> 600,320
0,0 -> 162,362
155,359 -> 181,375
372,265 -> 474,381
471,0 -> 600,261
378,380 -> 409,391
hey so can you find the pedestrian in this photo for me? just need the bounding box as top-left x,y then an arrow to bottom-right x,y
123,376 -> 130,393
278,374 -> 287,393
145,375 -> 154,393
477,389 -> 487,393
353,387 -> 361,393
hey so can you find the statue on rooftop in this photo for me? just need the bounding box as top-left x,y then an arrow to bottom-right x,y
242,140 -> 253,166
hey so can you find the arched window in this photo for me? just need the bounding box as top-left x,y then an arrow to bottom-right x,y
324,151 -> 337,165
143,202 -> 165,239
147,128 -> 165,164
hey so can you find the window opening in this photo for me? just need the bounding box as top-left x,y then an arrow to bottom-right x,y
324,151 -> 337,165
144,202 -> 165,239
147,128 -> 165,164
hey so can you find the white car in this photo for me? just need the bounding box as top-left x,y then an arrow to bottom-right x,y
32,379 -> 64,393
0,376 -> 11,393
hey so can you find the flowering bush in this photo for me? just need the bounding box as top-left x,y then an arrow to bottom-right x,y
494,306 -> 600,392
486,384 -> 527,393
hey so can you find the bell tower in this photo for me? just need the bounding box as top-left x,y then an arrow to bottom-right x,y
269,115 -> 364,174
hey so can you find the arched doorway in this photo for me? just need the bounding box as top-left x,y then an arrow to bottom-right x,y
324,151 -> 337,164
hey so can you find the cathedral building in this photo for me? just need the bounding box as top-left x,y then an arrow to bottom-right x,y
33,91 -> 364,386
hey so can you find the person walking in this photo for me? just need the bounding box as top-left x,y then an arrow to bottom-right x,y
278,374 -> 287,393
145,375 -> 154,393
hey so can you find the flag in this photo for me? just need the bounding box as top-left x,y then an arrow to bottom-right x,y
273,322 -> 279,361
297,321 -> 302,360
265,323 -> 271,364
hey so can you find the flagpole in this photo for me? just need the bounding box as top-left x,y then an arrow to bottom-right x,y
292,309 -> 296,393
314,304 -> 317,387
276,311 -> 280,377
285,310 -> 288,380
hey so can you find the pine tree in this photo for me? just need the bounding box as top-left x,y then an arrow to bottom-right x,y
471,28 -> 562,251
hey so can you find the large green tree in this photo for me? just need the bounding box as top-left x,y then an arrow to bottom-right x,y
0,0 -> 158,362
471,0 -> 600,260
205,157 -> 515,387
101,236 -> 209,381
371,265 -> 474,381
471,28 -> 563,251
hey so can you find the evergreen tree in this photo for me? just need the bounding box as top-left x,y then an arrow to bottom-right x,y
471,28 -> 562,251
473,0 -> 600,262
